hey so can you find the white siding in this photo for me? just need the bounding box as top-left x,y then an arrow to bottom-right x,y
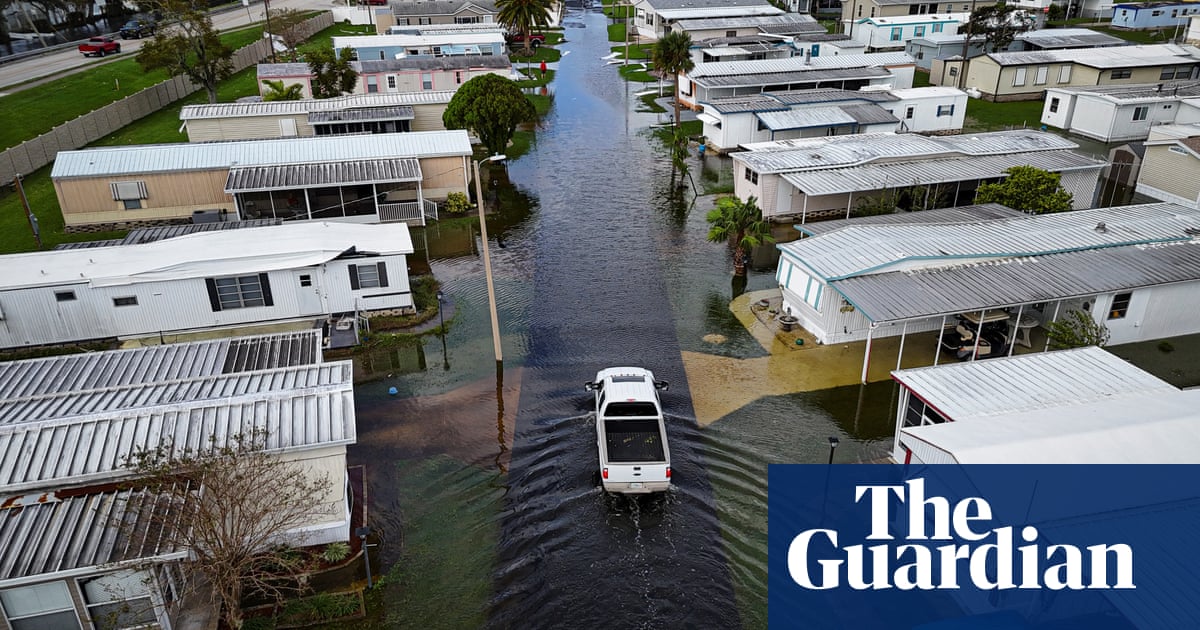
1107,282 -> 1200,344
1059,169 -> 1101,209
1040,90 -> 1077,131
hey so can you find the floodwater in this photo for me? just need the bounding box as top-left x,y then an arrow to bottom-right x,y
347,3 -> 904,629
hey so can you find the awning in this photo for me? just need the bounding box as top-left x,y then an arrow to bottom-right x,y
308,105 -> 415,124
696,112 -> 722,126
225,158 -> 422,193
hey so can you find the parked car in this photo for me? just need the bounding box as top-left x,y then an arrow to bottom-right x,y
507,32 -> 545,48
120,18 -> 156,39
584,367 -> 671,494
78,36 -> 121,57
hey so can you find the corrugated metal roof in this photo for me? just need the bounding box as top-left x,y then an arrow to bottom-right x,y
736,129 -> 1079,173
1018,27 -> 1126,49
119,219 -> 282,245
690,51 -> 910,78
832,237 -> 1200,322
257,55 -> 510,77
673,12 -> 820,31
780,150 -> 1102,195
0,222 -> 415,290
986,43 -> 1200,69
756,106 -> 857,130
771,88 -> 898,104
1047,80 -> 1200,101
859,13 -> 968,26
647,0 -> 774,9
51,130 -> 470,179
54,240 -> 123,250
702,94 -> 790,113
0,381 -> 355,492
697,66 -> 890,88
307,105 -> 415,123
839,102 -> 898,125
392,22 -> 505,35
657,6 -> 783,19
225,157 -> 422,192
779,203 -> 1200,281
796,204 -> 1023,235
181,92 -> 456,120
891,346 -> 1175,421
0,485 -> 189,584
391,0 -> 497,15
333,32 -> 505,49
0,331 -> 321,400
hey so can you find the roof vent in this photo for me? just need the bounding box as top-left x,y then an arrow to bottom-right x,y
1094,222 -> 1108,233
1185,227 -> 1200,236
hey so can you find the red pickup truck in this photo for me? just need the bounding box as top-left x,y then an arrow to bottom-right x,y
506,32 -> 546,48
79,36 -> 121,57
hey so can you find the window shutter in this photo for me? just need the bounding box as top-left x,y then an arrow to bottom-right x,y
376,261 -> 389,288
348,264 -> 360,290
205,278 -> 222,312
259,273 -> 274,307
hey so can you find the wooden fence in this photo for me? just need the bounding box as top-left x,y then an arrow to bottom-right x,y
0,12 -> 334,184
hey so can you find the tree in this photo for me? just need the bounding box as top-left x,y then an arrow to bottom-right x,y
125,430 -> 334,630
267,7 -> 310,62
306,45 -> 359,99
706,195 -> 774,276
651,31 -> 694,127
1046,309 -> 1110,350
136,0 -> 234,104
496,0 -> 552,56
974,165 -> 1074,214
966,2 -> 1035,53
261,79 -> 303,101
443,73 -> 536,156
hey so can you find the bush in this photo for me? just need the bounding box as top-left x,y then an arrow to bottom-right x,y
445,191 -> 470,214
1045,310 -> 1110,350
321,541 -> 351,563
278,592 -> 362,625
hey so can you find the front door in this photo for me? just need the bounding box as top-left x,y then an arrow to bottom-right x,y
294,270 -> 324,315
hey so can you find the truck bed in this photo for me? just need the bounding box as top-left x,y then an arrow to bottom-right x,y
604,419 -> 666,463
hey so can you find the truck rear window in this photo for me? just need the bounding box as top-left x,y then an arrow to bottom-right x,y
605,419 -> 665,462
604,402 -> 657,417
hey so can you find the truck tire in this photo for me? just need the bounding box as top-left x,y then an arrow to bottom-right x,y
532,39 -> 541,49
114,44 -> 121,53
99,48 -> 106,57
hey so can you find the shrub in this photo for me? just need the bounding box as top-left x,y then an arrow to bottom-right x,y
1046,310 -> 1110,350
321,541 -> 351,564
278,592 -> 362,625
445,191 -> 471,214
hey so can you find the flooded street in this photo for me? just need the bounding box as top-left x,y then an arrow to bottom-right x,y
347,3 -> 899,628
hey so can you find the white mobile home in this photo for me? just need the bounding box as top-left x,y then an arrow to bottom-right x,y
851,13 -> 968,52
0,222 -> 416,349
1042,81 -> 1200,142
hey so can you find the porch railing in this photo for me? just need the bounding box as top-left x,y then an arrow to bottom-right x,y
378,201 -> 424,225
422,199 -> 439,223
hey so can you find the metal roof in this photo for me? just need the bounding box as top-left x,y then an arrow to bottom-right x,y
891,346 -> 1176,422
780,149 -> 1102,195
985,43 -> 1200,69
697,66 -> 891,88
119,219 -> 282,245
839,102 -> 899,125
257,55 -> 509,78
771,88 -> 898,104
0,485 -> 189,586
181,92 -> 456,120
646,0 -> 777,10
0,373 -> 356,492
833,237 -> 1200,322
225,157 -> 422,192
689,51 -> 911,78
1046,80 -> 1200,101
756,106 -> 857,130
657,6 -> 784,19
796,204 -> 1023,236
858,13 -> 968,26
779,203 -> 1200,281
0,331 -> 322,400
736,129 -> 1080,173
307,105 -> 415,123
333,32 -> 505,49
673,12 -> 823,32
391,0 -> 497,15
390,22 -> 505,35
1017,27 -> 1126,49
51,130 -> 470,179
0,222 -> 415,290
702,94 -> 790,113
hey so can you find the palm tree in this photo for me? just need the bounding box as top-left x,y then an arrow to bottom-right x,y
261,79 -> 303,101
497,0 -> 552,56
652,31 -> 694,127
706,196 -> 774,276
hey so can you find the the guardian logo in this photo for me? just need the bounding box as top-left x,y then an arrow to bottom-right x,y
788,479 -> 1136,591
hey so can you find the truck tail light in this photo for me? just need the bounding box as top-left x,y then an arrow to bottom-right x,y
665,467 -> 672,479
602,468 -> 608,479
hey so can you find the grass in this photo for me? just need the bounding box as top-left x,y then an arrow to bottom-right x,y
507,45 -> 562,63
602,0 -> 634,18
513,68 -> 555,88
964,98 -> 1046,132
1087,25 -> 1175,45
0,23 -> 270,151
618,63 -> 658,83
611,43 -> 653,60
608,22 -> 626,42
638,91 -> 667,113
913,70 -> 932,88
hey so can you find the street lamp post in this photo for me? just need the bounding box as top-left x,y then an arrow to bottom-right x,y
827,436 -> 840,465
473,155 -> 507,367
355,526 -> 373,588
436,290 -> 449,370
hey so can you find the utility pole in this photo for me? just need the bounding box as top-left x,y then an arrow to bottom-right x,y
958,0 -> 979,90
624,0 -> 631,66
13,175 -> 41,249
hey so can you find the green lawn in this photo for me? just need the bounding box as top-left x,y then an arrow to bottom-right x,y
610,43 -> 653,60
913,70 -> 932,88
1087,25 -> 1175,45
0,23 -> 270,151
618,63 -> 657,83
513,68 -> 555,88
964,98 -> 1046,132
507,45 -> 563,63
608,22 -> 626,42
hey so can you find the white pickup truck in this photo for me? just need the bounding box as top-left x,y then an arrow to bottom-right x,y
584,367 -> 671,494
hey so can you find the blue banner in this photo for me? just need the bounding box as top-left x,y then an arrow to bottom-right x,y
768,465 -> 1200,630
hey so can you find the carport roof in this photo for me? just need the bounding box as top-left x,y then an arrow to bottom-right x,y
225,158 -> 422,192
308,105 -> 415,123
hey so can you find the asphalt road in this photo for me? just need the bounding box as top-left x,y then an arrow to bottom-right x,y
0,0 -> 360,93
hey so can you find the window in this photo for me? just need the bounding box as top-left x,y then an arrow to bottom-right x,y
1109,293 -> 1132,319
113,296 -> 138,307
1034,66 -> 1048,85
1170,145 -> 1189,155
726,30 -> 737,37
1013,67 -> 1027,86
81,571 -> 157,630
455,70 -> 465,84
916,50 -> 924,60
932,22 -> 943,32
906,106 -> 915,119
422,72 -> 433,90
299,274 -> 312,287
1165,104 -> 1174,110
378,51 -> 385,60
419,16 -> 431,24
903,391 -> 948,428
1152,9 -> 1162,16
914,25 -> 925,37
936,104 -> 954,116
110,180 -> 147,210
55,290 -> 76,302
349,262 -> 389,289
206,274 -> 273,311
366,76 -> 378,93
948,66 -> 958,77
744,167 -> 758,184
1059,65 -> 1072,83
1133,106 -> 1149,121
386,75 -> 396,89
890,27 -> 903,42
1049,97 -> 1060,113
399,18 -> 410,25
1111,69 -> 1132,80
0,582 -> 79,630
